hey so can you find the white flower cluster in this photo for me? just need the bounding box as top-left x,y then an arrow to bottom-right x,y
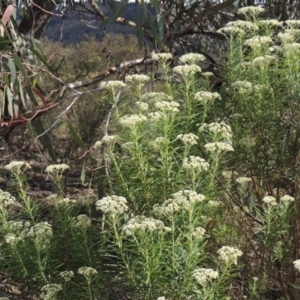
6,220 -> 31,243
258,20 -> 281,28
225,20 -> 258,31
59,270 -> 74,282
192,226 -> 206,240
152,53 -> 173,63
177,133 -> 199,145
217,26 -> 246,36
182,156 -> 210,172
0,189 -> 16,208
204,142 -> 234,153
157,297 -> 166,300
262,196 -> 277,206
5,161 -> 31,174
193,268 -> 219,286
48,194 -> 76,206
236,177 -> 252,184
294,259 -> 300,272
143,92 -> 172,103
180,53 -> 205,65
286,20 -> 300,28
201,72 -> 214,78
99,80 -> 126,91
122,216 -> 171,236
135,101 -> 149,111
59,197 -> 77,205
125,74 -> 150,84
148,111 -> 164,121
232,80 -> 253,94
96,195 -> 128,215
195,91 -> 221,103
45,164 -> 69,174
149,137 -> 169,151
280,195 -> 294,205
119,114 -> 147,128
244,36 -> 272,49
252,55 -> 276,67
199,122 -> 232,140
237,6 -> 264,17
94,135 -> 116,149
154,100 -> 180,112
222,170 -> 238,179
284,42 -> 300,53
121,142 -> 135,151
207,200 -> 222,207
27,222 -> 53,241
153,190 -> 206,216
40,284 -> 62,300
278,32 -> 293,43
72,214 -> 92,229
5,233 -> 22,245
217,246 -> 243,265
78,266 -> 98,277
173,64 -> 201,78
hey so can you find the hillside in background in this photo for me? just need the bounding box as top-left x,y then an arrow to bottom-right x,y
43,2 -> 154,45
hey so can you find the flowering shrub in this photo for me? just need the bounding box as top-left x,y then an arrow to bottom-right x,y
1,6 -> 300,299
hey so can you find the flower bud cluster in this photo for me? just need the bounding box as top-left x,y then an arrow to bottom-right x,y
204,142 -> 234,153
280,195 -> 294,206
177,133 -> 199,145
45,164 -> 69,174
40,284 -> 62,300
96,195 -> 128,215
232,80 -> 253,94
153,190 -> 206,216
119,114 -> 147,128
217,246 -> 243,265
122,216 -> 171,236
262,196 -> 277,206
5,161 -> 31,174
173,64 -> 201,77
78,266 -> 98,277
0,189 -> 16,208
199,122 -> 232,140
193,268 -> 219,286
99,80 -> 126,91
195,91 -> 221,103
72,214 -> 92,229
182,156 -> 210,172
179,53 -> 205,65
125,74 -> 150,84
59,270 -> 74,282
154,101 -> 180,113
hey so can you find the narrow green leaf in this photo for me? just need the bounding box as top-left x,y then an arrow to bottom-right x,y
68,121 -> 86,149
108,0 -> 116,12
80,159 -> 87,184
12,53 -> 27,78
34,119 -> 57,162
5,86 -> 14,117
30,48 -> 50,69
26,120 -> 34,139
136,9 -> 143,48
19,82 -> 26,109
147,15 -> 165,50
7,58 -> 16,83
25,86 -> 39,107
13,77 -> 20,96
103,0 -> 129,26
